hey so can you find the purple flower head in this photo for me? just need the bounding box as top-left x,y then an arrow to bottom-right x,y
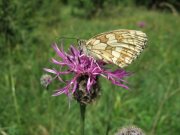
137,21 -> 146,28
44,43 -> 130,97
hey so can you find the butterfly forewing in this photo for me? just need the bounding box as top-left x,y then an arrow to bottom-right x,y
84,29 -> 147,68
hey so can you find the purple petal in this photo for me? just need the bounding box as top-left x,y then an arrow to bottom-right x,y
44,68 -> 58,74
57,75 -> 64,82
112,81 -> 129,89
87,76 -> 95,91
52,44 -> 67,60
52,58 -> 66,66
52,87 -> 67,96
70,46 -> 80,56
72,80 -> 78,93
70,46 -> 76,56
109,77 -> 129,89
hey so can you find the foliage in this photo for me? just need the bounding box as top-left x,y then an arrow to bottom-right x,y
135,0 -> 180,10
0,0 -> 20,49
0,1 -> 180,135
64,0 -> 179,18
66,0 -> 135,18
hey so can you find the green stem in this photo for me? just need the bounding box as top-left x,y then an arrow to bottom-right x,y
80,104 -> 86,135
105,88 -> 114,135
11,74 -> 21,124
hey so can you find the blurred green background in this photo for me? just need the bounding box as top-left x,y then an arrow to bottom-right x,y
0,0 -> 180,135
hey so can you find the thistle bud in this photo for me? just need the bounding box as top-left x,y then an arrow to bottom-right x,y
115,126 -> 145,135
40,74 -> 52,88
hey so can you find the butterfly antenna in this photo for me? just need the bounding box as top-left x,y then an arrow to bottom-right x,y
58,36 -> 80,46
59,36 -> 79,42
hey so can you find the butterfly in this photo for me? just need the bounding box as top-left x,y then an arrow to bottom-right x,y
79,29 -> 148,68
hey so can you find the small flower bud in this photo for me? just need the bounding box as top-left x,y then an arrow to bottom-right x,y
115,126 -> 145,135
40,74 -> 52,88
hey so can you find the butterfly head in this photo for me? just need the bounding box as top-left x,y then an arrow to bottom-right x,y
78,39 -> 89,55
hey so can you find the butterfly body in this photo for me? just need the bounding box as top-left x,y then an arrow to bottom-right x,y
79,29 -> 147,68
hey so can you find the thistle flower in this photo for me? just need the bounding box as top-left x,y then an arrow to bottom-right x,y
44,43 -> 130,104
115,126 -> 145,135
137,21 -> 146,28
